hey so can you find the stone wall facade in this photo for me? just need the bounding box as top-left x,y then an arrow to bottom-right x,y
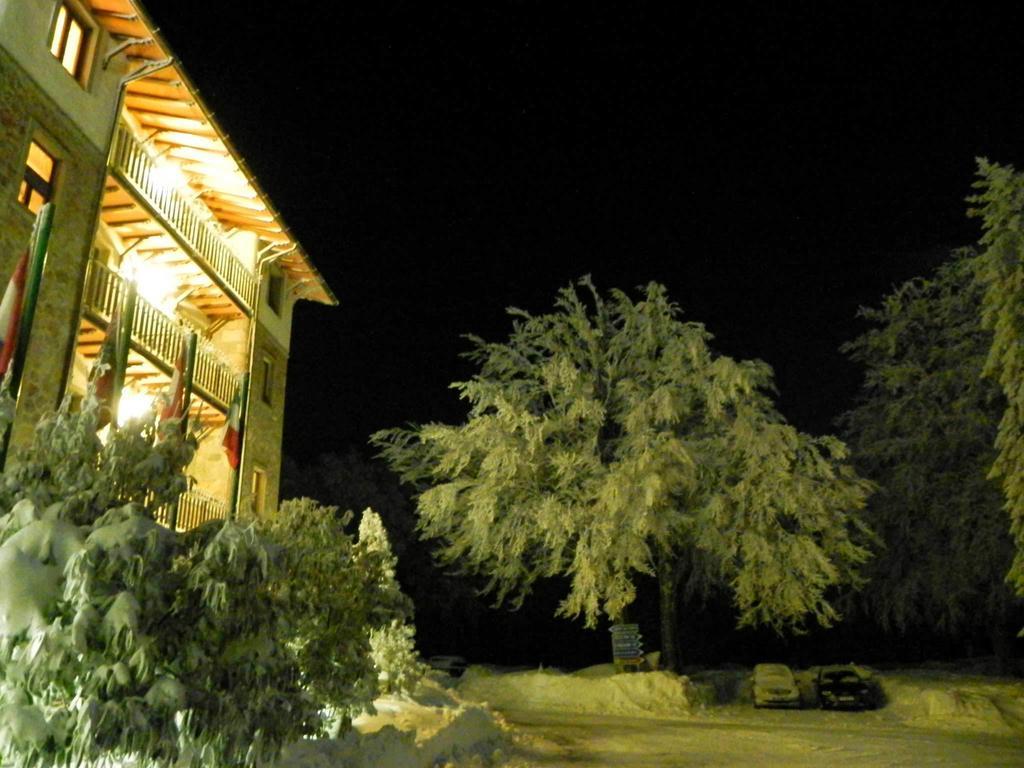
238,321 -> 290,519
0,46 -> 110,452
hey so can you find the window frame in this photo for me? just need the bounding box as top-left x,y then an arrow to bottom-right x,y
17,140 -> 58,214
260,354 -> 275,405
266,269 -> 285,315
49,1 -> 94,83
251,466 -> 267,518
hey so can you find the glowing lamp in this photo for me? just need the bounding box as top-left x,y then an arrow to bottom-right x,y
150,161 -> 187,193
117,389 -> 155,426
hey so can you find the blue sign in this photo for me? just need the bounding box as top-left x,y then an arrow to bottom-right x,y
609,623 -> 644,662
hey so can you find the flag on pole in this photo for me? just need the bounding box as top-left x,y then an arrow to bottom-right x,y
160,339 -> 188,425
91,305 -> 121,428
0,252 -> 29,378
222,386 -> 242,469
0,204 -> 53,471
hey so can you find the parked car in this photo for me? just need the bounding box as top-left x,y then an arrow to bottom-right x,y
752,663 -> 801,708
427,655 -> 468,677
816,664 -> 877,710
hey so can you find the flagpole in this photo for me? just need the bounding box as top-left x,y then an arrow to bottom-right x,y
110,280 -> 137,429
181,331 -> 197,433
227,371 -> 249,520
0,203 -> 54,468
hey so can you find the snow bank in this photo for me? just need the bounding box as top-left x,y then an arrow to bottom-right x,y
274,677 -> 511,768
880,671 -> 1024,736
457,665 -> 696,717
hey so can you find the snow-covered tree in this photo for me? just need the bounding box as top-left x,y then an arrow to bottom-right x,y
969,159 -> 1024,600
369,620 -> 425,695
281,449 -> 490,657
840,251 -> 1018,653
260,498 -> 377,727
357,508 -> 424,695
281,449 -> 416,560
259,500 -> 421,731
373,278 -> 873,671
0,392 -> 317,768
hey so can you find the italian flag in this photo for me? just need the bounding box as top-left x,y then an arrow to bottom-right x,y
222,387 -> 242,469
90,304 -> 121,428
0,251 -> 28,378
160,340 -> 187,425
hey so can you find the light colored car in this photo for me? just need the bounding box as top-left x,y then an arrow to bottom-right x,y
752,663 -> 801,708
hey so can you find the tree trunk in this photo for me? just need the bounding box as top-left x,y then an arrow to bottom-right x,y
989,622 -> 1017,675
657,550 -> 682,673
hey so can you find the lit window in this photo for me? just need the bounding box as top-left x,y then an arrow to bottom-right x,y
18,141 -> 57,214
49,2 -> 90,79
251,467 -> 267,518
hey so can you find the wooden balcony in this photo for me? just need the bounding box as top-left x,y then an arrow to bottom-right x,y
109,123 -> 258,312
82,261 -> 240,411
154,490 -> 229,532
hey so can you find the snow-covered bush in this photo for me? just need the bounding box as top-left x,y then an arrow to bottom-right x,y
0,393 -> 317,768
260,498 -> 380,724
261,501 -> 423,727
369,619 -> 426,695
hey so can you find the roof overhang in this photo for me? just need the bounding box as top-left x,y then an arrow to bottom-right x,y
87,0 -> 338,306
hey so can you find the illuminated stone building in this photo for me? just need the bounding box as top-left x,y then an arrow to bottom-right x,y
0,0 -> 336,525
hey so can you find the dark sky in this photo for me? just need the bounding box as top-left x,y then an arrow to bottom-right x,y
145,2 -> 1024,458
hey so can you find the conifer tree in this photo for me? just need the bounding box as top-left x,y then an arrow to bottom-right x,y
374,278 -> 872,670
357,508 -> 424,695
969,160 -> 1024,600
841,251 -> 1017,654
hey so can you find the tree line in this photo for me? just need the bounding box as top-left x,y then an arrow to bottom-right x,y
364,160 -> 1024,672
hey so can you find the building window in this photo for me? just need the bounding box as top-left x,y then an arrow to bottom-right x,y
251,467 -> 267,518
267,270 -> 285,315
49,2 -> 91,80
18,141 -> 57,214
261,355 -> 275,405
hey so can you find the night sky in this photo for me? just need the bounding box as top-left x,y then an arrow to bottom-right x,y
144,3 -> 1024,458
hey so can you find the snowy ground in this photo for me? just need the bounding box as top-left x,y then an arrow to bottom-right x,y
274,677 -> 514,768
273,663 -> 1024,767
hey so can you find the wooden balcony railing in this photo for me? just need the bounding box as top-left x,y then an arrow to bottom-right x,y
154,490 -> 229,532
110,123 -> 258,311
83,261 -> 240,410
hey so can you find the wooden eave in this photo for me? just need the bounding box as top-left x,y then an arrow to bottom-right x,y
99,177 -> 245,320
87,0 -> 338,306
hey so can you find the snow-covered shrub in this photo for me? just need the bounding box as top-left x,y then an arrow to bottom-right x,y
369,619 -> 426,695
0,393 -> 317,768
260,497 -> 380,724
0,395 -> 191,523
261,501 -> 423,725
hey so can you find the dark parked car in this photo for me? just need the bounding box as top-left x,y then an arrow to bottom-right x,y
817,664 -> 877,710
427,655 -> 468,677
